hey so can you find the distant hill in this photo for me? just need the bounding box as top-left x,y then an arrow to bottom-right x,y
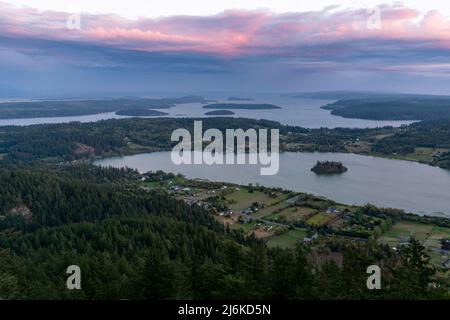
288,91 -> 450,101
0,96 -> 206,119
322,97 -> 450,120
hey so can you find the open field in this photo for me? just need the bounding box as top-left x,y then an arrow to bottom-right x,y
380,221 -> 434,243
170,177 -> 448,271
225,188 -> 285,212
381,147 -> 450,163
252,201 -> 290,218
307,212 -> 335,226
379,221 -> 450,268
280,207 -> 317,222
266,228 -> 308,249
264,206 -> 317,223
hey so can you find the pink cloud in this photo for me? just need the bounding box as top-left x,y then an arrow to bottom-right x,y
1,2 -> 450,57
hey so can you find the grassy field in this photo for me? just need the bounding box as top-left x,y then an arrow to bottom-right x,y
266,228 -> 308,249
379,221 -> 450,268
233,221 -> 258,233
143,181 -> 162,189
263,206 -> 317,223
307,213 -> 334,226
280,207 -> 317,222
384,147 -> 449,163
380,221 -> 434,243
252,201 -> 289,218
392,147 -> 434,162
225,189 -> 283,212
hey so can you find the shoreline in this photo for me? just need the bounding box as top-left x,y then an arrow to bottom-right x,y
93,150 -> 450,218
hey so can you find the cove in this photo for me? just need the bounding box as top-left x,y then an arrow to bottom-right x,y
95,151 -> 450,217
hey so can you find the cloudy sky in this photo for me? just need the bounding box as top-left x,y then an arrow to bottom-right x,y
1,1 -> 450,97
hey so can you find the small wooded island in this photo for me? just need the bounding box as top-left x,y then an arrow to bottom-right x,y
204,110 -> 235,116
311,161 -> 348,175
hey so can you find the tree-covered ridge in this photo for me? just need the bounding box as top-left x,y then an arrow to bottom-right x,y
323,97 -> 450,120
0,96 -> 206,119
0,166 -> 448,300
0,118 -> 292,161
0,117 -> 449,169
372,119 -> 450,150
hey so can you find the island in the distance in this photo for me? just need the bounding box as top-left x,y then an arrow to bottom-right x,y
321,96 -> 450,120
204,110 -> 235,116
311,161 -> 348,175
203,103 -> 281,110
115,109 -> 169,117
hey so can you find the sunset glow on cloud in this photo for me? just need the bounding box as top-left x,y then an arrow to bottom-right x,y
1,1 -> 450,95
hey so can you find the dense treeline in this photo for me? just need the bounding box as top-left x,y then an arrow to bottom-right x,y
0,96 -> 206,119
323,97 -> 450,120
0,118 -> 299,161
0,167 -> 448,300
0,169 -> 214,232
372,119 -> 450,168
0,117 -> 387,160
1,117 -> 450,172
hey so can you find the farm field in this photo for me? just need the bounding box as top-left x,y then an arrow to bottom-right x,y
379,221 -> 450,268
252,201 -> 289,218
307,212 -> 335,226
266,228 -> 309,249
379,221 -> 435,244
225,189 -> 281,212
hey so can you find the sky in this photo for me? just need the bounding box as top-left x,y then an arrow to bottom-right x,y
1,0 -> 450,97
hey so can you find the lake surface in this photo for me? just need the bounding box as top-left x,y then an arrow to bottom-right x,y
0,95 -> 415,129
95,151 -> 450,217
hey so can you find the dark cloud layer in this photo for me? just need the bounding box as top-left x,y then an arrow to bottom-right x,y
1,2 -> 450,96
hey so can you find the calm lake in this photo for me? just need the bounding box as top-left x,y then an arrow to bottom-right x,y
95,151 -> 450,217
0,95 -> 415,129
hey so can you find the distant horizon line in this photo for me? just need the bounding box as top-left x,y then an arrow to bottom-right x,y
2,90 -> 450,101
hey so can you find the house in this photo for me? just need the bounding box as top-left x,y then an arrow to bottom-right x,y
326,207 -> 340,214
238,216 -> 250,224
342,212 -> 354,220
432,151 -> 443,159
286,195 -> 299,205
303,233 -> 318,242
399,241 -> 410,247
224,211 -> 233,217
441,239 -> 450,251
